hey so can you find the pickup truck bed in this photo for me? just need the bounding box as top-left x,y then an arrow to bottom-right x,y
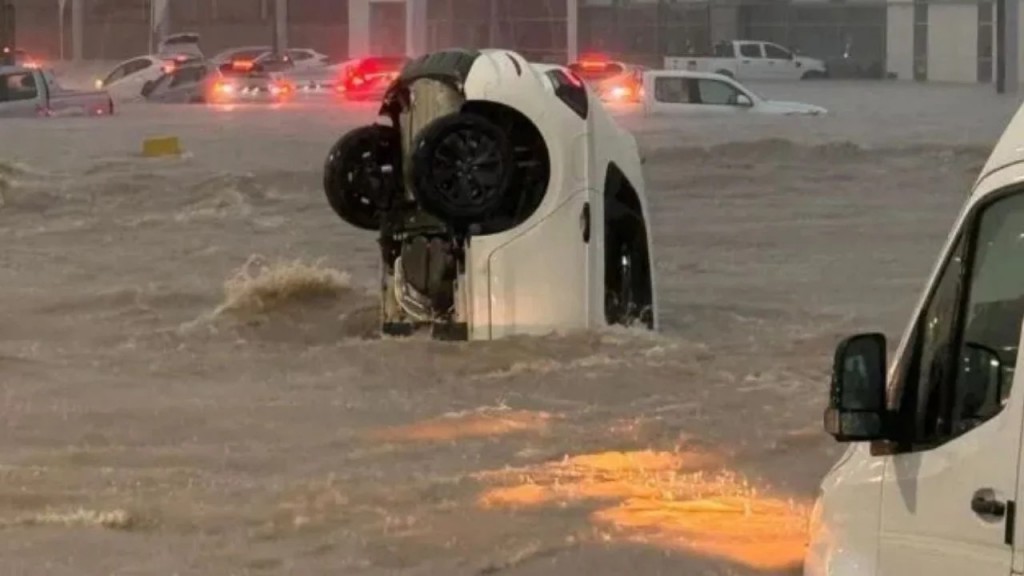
0,66 -> 114,118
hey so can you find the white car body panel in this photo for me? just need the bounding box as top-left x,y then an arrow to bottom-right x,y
100,56 -> 167,101
641,70 -> 827,116
805,101 -> 1024,576
453,51 -> 655,338
664,40 -> 827,81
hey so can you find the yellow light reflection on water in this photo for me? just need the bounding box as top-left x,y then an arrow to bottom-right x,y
475,450 -> 810,571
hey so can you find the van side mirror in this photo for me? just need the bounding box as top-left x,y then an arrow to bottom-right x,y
824,333 -> 890,442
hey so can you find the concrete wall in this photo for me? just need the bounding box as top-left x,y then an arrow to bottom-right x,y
886,2 -> 913,80
927,4 -> 978,82
351,0 -> 574,62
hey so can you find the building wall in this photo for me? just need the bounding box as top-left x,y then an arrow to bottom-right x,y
926,4 -> 978,82
884,0 -> 1015,85
12,0 -> 350,61
886,3 -> 913,80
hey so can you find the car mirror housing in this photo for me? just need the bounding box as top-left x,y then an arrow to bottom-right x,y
824,332 -> 890,442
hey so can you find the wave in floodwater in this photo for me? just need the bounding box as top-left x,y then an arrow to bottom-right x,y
175,255 -> 379,343
642,137 -> 991,164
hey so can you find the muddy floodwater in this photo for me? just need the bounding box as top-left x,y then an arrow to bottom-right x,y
0,78 -> 1017,575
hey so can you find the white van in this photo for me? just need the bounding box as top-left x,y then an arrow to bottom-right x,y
805,103 -> 1024,574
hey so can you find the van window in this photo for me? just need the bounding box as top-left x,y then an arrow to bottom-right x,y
889,190 -> 1024,448
0,72 -> 39,102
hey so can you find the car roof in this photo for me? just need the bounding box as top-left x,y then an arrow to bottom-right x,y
974,102 -> 1024,197
0,65 -> 36,74
645,69 -> 739,81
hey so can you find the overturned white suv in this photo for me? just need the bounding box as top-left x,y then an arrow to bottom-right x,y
323,48 -> 658,340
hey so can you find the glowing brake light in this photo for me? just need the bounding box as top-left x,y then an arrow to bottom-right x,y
269,81 -> 293,97
231,59 -> 254,71
608,85 -> 631,100
214,81 -> 235,94
24,61 -> 39,69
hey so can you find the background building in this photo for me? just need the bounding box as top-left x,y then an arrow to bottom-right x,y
6,0 -> 1020,87
885,0 -> 1001,83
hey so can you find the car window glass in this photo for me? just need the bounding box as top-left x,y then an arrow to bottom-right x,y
0,72 -> 39,102
653,76 -> 689,103
956,193 -> 1024,425
288,50 -> 312,61
147,73 -> 172,96
903,234 -> 966,442
739,43 -> 762,58
121,59 -> 152,77
696,79 -> 741,105
170,66 -> 204,87
889,190 -> 1024,448
103,63 -> 129,85
764,44 -> 791,59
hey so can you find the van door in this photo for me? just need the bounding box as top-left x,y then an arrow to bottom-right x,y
874,185 -> 1024,575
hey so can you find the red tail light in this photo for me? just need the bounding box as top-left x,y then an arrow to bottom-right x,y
231,59 -> 254,71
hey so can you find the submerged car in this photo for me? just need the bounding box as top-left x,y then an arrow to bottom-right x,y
205,59 -> 295,104
642,69 -> 827,116
568,54 -> 645,103
1,65 -> 113,117
334,56 -> 407,101
96,34 -> 204,101
322,48 -> 657,340
141,61 -> 215,103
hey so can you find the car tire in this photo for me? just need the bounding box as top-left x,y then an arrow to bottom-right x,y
108,98 -> 114,115
409,112 -> 514,225
323,124 -> 403,231
802,70 -> 825,80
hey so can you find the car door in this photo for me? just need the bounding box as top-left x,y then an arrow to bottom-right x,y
875,180 -> 1024,576
763,43 -> 800,80
110,57 -> 156,100
642,71 -> 694,114
691,77 -> 750,114
736,42 -> 766,79
0,70 -> 42,117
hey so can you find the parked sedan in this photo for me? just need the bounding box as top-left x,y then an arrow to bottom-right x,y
641,69 -> 827,116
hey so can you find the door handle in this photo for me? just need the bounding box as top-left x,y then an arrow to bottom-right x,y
972,488 -> 1007,518
580,202 -> 590,243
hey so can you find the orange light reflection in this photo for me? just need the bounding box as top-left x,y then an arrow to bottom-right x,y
372,409 -> 553,443
475,450 -> 809,571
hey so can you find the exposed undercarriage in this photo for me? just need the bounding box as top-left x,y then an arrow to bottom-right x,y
322,49 -> 654,340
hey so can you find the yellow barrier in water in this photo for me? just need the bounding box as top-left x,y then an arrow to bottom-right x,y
141,136 -> 182,158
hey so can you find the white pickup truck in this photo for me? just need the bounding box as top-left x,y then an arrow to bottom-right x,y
664,40 -> 828,81
0,66 -> 113,118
